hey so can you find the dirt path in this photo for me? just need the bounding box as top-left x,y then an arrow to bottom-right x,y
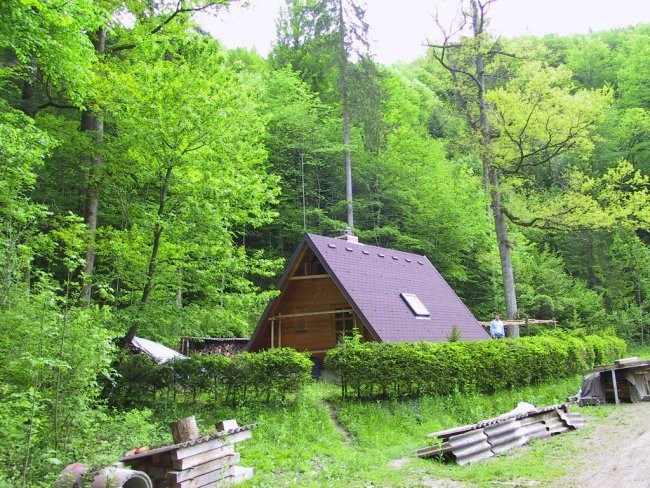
551,402 -> 650,488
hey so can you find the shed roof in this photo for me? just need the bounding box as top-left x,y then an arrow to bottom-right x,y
131,336 -> 188,364
248,234 -> 488,348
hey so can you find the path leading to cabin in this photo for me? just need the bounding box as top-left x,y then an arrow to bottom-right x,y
415,402 -> 650,487
321,399 -> 353,445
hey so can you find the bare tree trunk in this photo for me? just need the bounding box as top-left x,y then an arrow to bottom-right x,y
339,0 -> 354,231
141,166 -> 173,305
470,0 -> 519,331
489,169 -> 519,335
80,29 -> 106,305
20,61 -> 37,117
121,166 -> 173,346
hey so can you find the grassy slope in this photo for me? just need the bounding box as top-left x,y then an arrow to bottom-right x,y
227,376 -> 590,487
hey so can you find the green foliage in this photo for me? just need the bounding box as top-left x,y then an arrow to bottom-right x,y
226,378 -> 586,487
0,287 -> 114,485
0,0 -> 103,107
106,348 -> 313,409
513,239 -> 608,326
325,333 -> 625,399
2,3 -> 650,484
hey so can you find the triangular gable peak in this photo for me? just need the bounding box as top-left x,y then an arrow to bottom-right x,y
246,236 -> 374,356
247,234 -> 488,355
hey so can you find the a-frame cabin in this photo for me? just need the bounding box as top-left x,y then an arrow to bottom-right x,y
247,233 -> 488,358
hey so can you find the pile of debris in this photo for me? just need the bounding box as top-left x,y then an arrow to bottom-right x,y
120,418 -> 255,487
56,417 -> 254,488
416,403 -> 585,465
573,357 -> 650,405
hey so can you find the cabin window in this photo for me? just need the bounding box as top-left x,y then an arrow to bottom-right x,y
334,310 -> 355,341
400,293 -> 430,318
294,307 -> 308,333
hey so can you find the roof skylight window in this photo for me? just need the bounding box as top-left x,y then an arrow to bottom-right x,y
400,293 -> 430,317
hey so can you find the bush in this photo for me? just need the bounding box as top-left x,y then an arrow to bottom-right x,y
324,333 -> 626,399
106,347 -> 313,408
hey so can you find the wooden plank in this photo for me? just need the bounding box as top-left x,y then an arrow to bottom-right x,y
170,466 -> 231,488
287,274 -> 330,281
427,423 -> 478,439
168,454 -> 240,483
172,428 -> 252,462
269,308 -> 354,320
225,466 -> 254,485
612,369 -> 620,404
173,437 -> 229,461
172,444 -> 235,470
615,357 -> 640,365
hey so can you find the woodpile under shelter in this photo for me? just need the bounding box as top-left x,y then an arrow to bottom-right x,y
179,337 -> 248,357
247,233 -> 488,358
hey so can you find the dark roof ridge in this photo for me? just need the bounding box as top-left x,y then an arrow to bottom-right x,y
306,233 -> 428,259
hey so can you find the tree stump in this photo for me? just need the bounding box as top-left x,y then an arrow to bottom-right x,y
170,416 -> 200,444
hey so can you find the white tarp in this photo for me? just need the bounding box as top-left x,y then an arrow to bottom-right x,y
131,336 -> 188,364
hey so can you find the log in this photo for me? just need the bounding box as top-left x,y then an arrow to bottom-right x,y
170,416 -> 200,444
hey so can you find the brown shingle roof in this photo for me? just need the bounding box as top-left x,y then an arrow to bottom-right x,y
306,234 -> 487,342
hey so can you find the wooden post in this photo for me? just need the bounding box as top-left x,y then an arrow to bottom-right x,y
270,318 -> 275,348
525,317 -> 530,337
170,416 -> 200,444
611,370 -> 620,405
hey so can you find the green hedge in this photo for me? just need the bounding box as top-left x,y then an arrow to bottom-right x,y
324,333 -> 626,399
106,347 -> 313,407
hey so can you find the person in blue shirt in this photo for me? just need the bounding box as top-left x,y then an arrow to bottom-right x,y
489,313 -> 505,339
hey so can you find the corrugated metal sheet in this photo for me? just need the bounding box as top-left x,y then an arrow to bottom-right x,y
120,424 -> 255,463
448,430 -> 492,465
417,404 -> 585,465
484,419 -> 527,454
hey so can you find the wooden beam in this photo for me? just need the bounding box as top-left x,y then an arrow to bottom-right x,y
169,454 -> 240,482
287,274 -> 330,281
269,309 -> 353,320
479,319 -> 557,327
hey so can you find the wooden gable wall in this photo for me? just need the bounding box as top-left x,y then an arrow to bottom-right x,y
253,246 -> 368,357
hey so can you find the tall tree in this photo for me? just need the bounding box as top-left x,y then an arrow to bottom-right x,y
428,0 -> 613,331
79,0 -> 232,302
428,0 -> 520,324
102,34 -> 279,342
273,0 -> 371,232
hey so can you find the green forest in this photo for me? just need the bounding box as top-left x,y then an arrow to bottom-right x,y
1,0 -> 650,485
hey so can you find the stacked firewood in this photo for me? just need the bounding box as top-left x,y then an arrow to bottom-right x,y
121,417 -> 255,487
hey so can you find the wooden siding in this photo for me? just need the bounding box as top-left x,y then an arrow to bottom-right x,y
272,277 -> 357,354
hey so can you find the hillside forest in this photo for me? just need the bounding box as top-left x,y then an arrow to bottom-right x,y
1,0 -> 650,484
